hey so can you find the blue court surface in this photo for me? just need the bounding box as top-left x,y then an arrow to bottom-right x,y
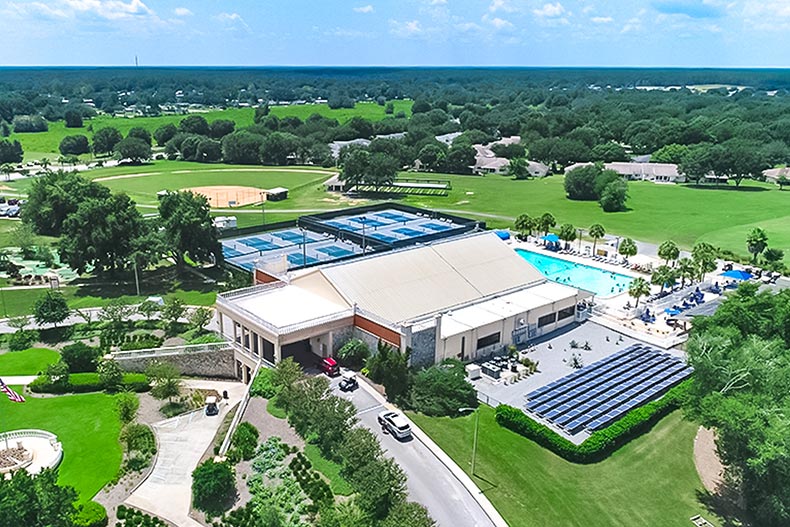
287,253 -> 319,266
317,246 -> 354,258
223,247 -> 250,259
325,220 -> 359,232
369,232 -> 399,244
272,230 -> 318,243
422,222 -> 451,232
375,211 -> 412,222
393,227 -> 425,238
349,216 -> 388,227
239,238 -> 283,252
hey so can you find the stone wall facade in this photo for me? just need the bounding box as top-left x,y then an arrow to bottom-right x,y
410,326 -> 437,369
116,348 -> 237,379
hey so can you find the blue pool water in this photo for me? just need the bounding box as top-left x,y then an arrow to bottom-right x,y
516,249 -> 633,297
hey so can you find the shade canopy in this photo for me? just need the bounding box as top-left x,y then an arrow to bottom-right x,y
495,230 -> 510,240
541,234 -> 560,243
721,269 -> 752,280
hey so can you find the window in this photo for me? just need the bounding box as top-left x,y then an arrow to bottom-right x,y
476,332 -> 500,349
538,313 -> 557,328
558,306 -> 575,321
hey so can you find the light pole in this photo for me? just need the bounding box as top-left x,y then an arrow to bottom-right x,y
259,192 -> 266,226
458,407 -> 480,476
300,228 -> 307,266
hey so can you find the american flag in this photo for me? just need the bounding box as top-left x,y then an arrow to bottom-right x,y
0,379 -> 25,403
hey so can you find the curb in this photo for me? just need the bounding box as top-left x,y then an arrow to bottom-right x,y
357,377 -> 509,527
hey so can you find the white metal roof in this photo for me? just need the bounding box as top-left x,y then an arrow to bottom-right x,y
232,285 -> 351,329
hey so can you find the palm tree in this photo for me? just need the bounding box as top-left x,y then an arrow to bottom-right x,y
746,227 -> 768,264
40,157 -> 51,174
558,223 -> 576,249
628,277 -> 651,308
658,240 -> 680,266
651,265 -> 676,294
589,223 -> 605,255
0,164 -> 13,182
677,257 -> 695,287
618,238 -> 638,261
538,212 -> 556,235
692,242 -> 717,281
514,213 -> 535,237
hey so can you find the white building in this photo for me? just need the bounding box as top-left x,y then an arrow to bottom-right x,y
215,233 -> 591,381
564,162 -> 685,184
764,167 -> 790,184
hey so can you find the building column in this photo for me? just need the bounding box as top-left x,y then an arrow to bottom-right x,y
218,310 -> 224,335
274,341 -> 282,363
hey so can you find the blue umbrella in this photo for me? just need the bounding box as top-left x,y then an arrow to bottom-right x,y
495,230 -> 510,240
541,234 -> 560,243
721,269 -> 752,280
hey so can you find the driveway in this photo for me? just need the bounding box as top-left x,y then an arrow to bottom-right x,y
329,377 -> 499,527
125,379 -> 246,527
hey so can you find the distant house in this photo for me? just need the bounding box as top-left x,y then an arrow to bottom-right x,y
527,161 -> 550,178
471,136 -> 547,177
324,174 -> 344,192
328,132 -> 407,160
564,162 -> 685,184
764,167 -> 790,184
435,132 -> 462,146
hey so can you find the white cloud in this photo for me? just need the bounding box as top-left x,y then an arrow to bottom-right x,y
743,1 -> 790,30
591,16 -> 613,23
216,12 -> 252,32
173,7 -> 192,17
482,13 -> 514,29
62,0 -> 154,20
389,19 -> 422,37
489,0 -> 515,13
456,21 -> 482,32
621,16 -> 642,33
533,2 -> 565,17
353,4 -> 374,13
325,27 -> 375,38
428,0 -> 447,4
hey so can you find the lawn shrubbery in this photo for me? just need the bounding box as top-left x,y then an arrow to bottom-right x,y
8,329 -> 39,351
495,379 -> 691,463
228,421 -> 259,462
336,338 -> 370,369
249,367 -> 276,398
61,342 -> 102,372
120,423 -> 156,472
29,372 -> 150,394
409,359 -> 477,417
191,459 -> 236,516
72,501 -> 108,527
116,505 -> 168,527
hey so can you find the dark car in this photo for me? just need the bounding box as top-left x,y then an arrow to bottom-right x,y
7,199 -> 18,206
339,371 -> 358,392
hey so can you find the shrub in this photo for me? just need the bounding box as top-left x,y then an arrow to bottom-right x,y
337,338 -> 370,369
61,342 -> 102,372
230,422 -> 260,461
97,359 -> 124,391
73,501 -> 108,527
409,359 -> 477,417
119,335 -> 164,351
250,368 -> 277,399
115,392 -> 140,424
495,379 -> 691,463
8,330 -> 38,351
29,373 -> 149,394
192,459 -> 235,515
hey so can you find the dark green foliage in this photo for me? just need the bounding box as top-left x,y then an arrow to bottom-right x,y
92,127 -> 122,155
0,138 -> 23,163
0,468 -> 77,527
8,329 -> 38,351
192,459 -> 235,515
564,165 -> 628,212
59,134 -> 90,155
30,372 -> 149,394
127,127 -> 151,145
13,114 -> 48,132
495,380 -> 690,463
23,171 -> 111,235
115,391 -> 140,424
61,342 -> 101,372
118,334 -> 165,351
230,422 -> 260,461
409,359 -> 477,417
564,165 -> 599,200
179,115 -> 209,136
64,110 -> 83,128
33,290 -> 70,327
250,367 -> 277,398
153,123 -> 177,146
115,505 -> 167,527
379,501 -> 436,527
221,131 -> 266,164
366,341 -> 411,404
157,190 -> 219,269
72,501 -> 107,527
114,137 -> 151,163
336,338 -> 370,369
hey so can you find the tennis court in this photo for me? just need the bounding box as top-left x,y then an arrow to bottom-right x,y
238,238 -> 283,252
317,246 -> 354,258
422,222 -> 452,232
393,227 -> 425,238
375,211 -> 412,222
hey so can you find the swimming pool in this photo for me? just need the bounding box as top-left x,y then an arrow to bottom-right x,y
516,249 -> 634,297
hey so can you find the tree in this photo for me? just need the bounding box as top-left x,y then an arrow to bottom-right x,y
618,238 -> 638,259
13,221 -> 36,259
558,223 -> 576,249
658,240 -> 680,266
710,140 -> 769,188
409,360 -> 477,417
339,147 -> 370,190
651,143 -> 689,164
33,290 -> 70,328
99,298 -> 135,328
154,123 -> 178,146
746,227 -> 768,264
778,175 -> 790,190
352,457 -> 407,520
379,502 -> 436,527
590,142 -> 628,162
161,297 -> 186,332
64,109 -> 83,128
628,277 -> 650,308
598,178 -> 628,212
443,143 -> 475,174
92,127 -> 122,155
254,104 -> 270,123
366,342 -> 411,405
45,361 -> 70,389
0,468 -> 77,527
127,127 -> 152,145
230,422 -> 259,461
114,137 -> 151,163
564,165 -> 599,200
61,342 -> 101,373
677,257 -> 696,288
97,359 -> 124,392
59,135 -> 90,156
538,212 -> 556,235
338,427 -> 383,482
158,191 -> 219,269
188,307 -> 212,333
146,361 -> 182,403
221,131 -> 265,164
417,143 -> 446,172
763,247 -> 784,267
337,338 -> 370,369
692,242 -> 718,282
191,460 -> 235,515
651,265 -> 676,294
115,391 -> 140,424
209,119 -> 235,139
589,223 -> 605,255
0,139 -> 23,164
679,144 -> 713,184
514,213 -> 536,237
137,300 -> 160,321
506,157 -> 530,180
179,115 -> 210,136
260,132 -> 298,165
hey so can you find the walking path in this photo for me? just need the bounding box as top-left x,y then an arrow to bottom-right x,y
0,375 -> 36,385
125,379 -> 246,527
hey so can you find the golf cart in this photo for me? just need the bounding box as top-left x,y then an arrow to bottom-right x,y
339,371 -> 358,392
205,396 -> 219,416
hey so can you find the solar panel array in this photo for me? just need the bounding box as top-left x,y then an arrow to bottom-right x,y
525,345 -> 692,435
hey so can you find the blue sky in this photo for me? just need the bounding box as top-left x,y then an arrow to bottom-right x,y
0,0 -> 789,66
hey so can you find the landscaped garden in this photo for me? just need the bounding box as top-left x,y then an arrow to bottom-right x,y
410,407 -> 717,527
0,347 -> 58,374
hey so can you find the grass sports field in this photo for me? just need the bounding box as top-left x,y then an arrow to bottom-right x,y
9,100 -> 413,160
0,384 -> 122,502
410,407 -> 719,527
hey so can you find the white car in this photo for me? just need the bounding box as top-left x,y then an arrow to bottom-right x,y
377,410 -> 412,439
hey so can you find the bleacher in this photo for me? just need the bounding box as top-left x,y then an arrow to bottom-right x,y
525,344 -> 692,435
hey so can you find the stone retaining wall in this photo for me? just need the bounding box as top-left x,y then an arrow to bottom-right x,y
116,348 -> 237,379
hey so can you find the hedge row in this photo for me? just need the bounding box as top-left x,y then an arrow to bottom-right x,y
494,379 -> 692,463
29,373 -> 150,394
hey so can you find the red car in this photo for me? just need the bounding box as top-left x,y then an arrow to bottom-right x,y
318,357 -> 339,376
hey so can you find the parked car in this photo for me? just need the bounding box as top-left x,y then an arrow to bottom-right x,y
205,396 -> 219,416
318,357 -> 339,377
7,199 -> 18,206
339,371 -> 358,392
377,410 -> 412,439
0,196 -> 5,204
0,205 -> 9,217
6,206 -> 20,218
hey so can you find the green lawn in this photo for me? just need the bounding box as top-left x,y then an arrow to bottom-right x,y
0,347 -> 58,375
410,407 -> 719,527
10,101 -> 412,160
0,388 -> 122,501
303,443 -> 353,496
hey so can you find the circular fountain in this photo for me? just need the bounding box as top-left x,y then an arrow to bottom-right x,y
0,430 -> 63,476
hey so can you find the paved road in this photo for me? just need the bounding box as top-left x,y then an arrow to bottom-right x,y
328,377 -> 497,527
